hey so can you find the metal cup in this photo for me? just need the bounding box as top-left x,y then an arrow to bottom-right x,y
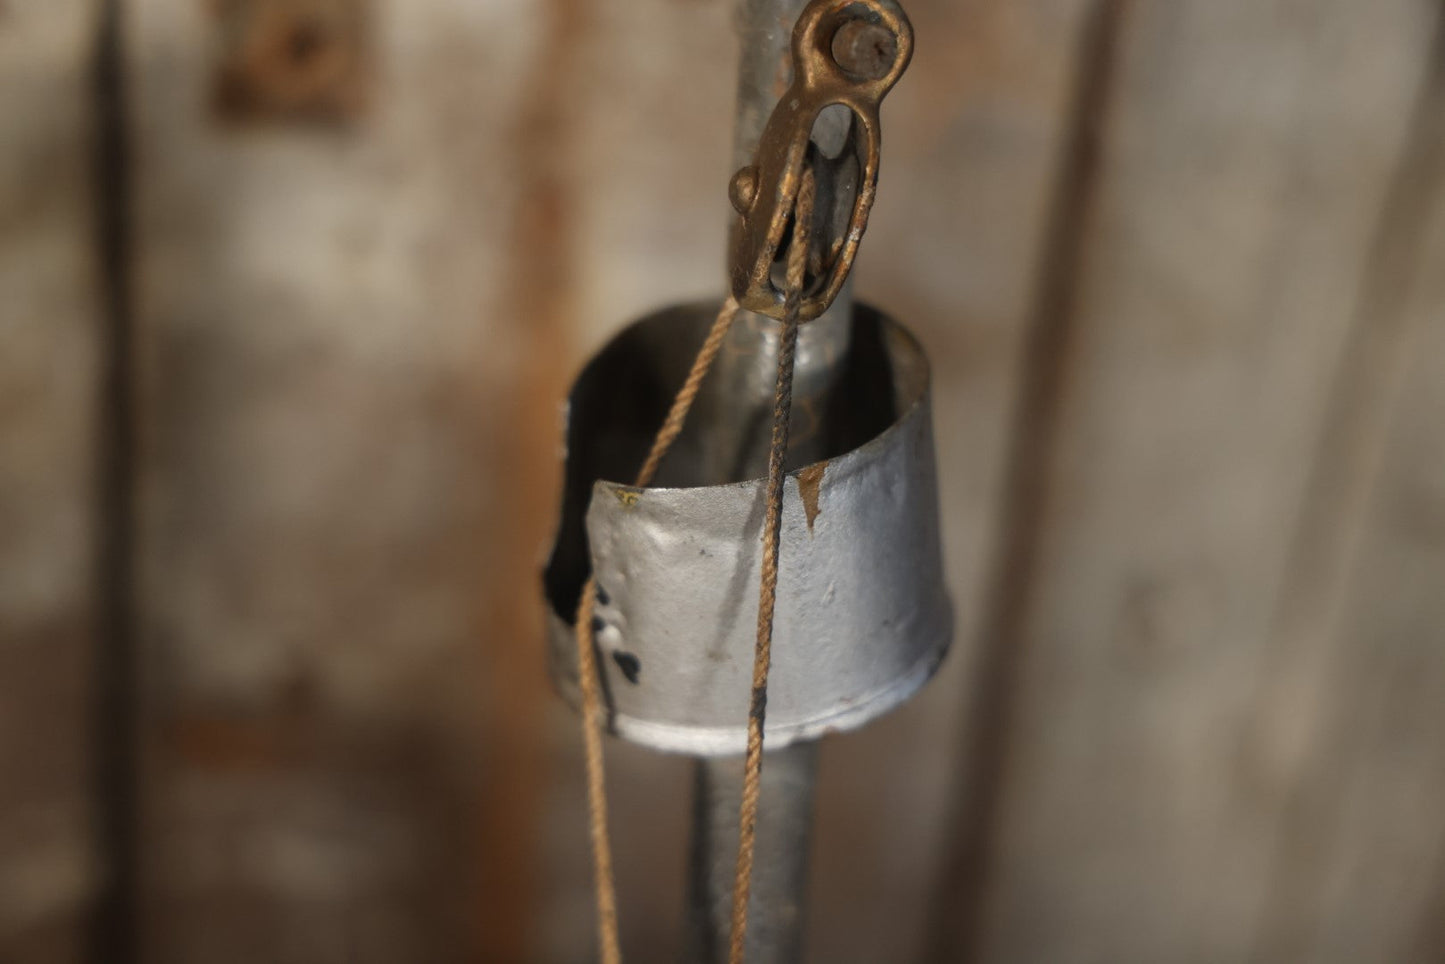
543,300 -> 951,756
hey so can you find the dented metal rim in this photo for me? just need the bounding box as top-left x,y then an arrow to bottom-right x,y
543,300 -> 952,756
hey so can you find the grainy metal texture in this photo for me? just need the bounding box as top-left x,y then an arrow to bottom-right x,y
543,302 -> 952,757
728,0 -> 913,321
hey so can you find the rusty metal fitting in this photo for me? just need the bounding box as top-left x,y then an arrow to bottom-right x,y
728,0 -> 913,322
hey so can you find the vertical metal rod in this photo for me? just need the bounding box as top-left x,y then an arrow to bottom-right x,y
687,745 -> 820,964
696,0 -> 855,485
685,1 -> 851,960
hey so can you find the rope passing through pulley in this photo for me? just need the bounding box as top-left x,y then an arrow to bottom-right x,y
728,0 -> 913,322
541,1 -> 946,961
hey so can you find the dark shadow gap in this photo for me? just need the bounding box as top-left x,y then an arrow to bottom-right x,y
89,1 -> 138,961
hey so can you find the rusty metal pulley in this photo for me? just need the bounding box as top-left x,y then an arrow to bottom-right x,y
542,0 -> 949,758
729,0 -> 914,321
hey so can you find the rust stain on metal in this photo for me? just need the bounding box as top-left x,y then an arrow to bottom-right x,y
212,0 -> 369,123
797,461 -> 827,532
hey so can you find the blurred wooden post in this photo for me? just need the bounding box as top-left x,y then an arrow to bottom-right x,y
0,4 -> 106,960
125,0 -> 539,958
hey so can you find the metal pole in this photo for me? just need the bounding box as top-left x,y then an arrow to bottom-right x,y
686,745 -> 819,964
695,0 -> 855,486
685,2 -> 852,959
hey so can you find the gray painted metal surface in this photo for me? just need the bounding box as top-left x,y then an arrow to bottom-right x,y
544,301 -> 952,757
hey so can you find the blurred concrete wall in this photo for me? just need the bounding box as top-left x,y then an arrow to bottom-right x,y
3,0 -> 1445,962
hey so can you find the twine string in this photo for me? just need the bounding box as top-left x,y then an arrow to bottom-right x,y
728,166 -> 818,964
575,163 -> 818,964
575,296 -> 742,964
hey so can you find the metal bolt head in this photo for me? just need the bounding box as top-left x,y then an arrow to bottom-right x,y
831,19 -> 899,81
729,166 -> 760,214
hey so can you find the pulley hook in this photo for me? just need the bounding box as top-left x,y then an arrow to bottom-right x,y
727,0 -> 913,321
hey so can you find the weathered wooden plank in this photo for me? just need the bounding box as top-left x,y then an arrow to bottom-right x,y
0,1 -> 103,958
530,0 -> 735,958
930,2 -> 1441,962
1248,28 -> 1445,956
125,0 -> 547,959
1292,198 -> 1445,964
481,0 -> 586,957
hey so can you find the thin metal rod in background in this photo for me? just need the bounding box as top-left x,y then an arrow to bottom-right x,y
685,1 -> 852,960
